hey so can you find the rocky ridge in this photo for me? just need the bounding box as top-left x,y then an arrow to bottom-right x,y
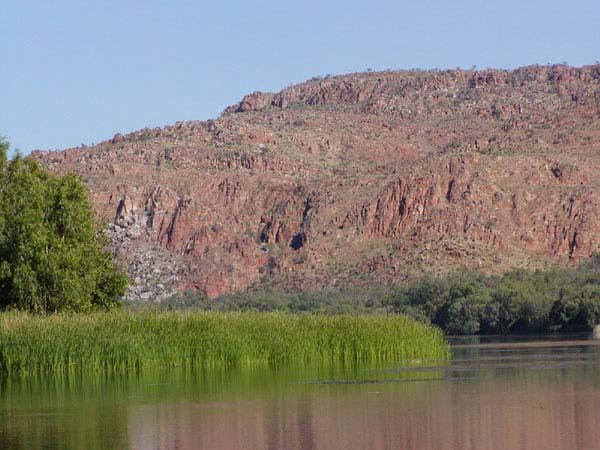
33,64 -> 600,300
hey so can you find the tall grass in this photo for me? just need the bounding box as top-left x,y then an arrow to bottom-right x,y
0,311 -> 449,375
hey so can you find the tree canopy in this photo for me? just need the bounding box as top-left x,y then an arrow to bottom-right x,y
386,259 -> 600,334
159,255 -> 600,335
0,139 -> 127,313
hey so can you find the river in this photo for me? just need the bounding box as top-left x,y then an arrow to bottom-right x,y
2,334 -> 599,449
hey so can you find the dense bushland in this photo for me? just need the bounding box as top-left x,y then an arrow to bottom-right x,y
161,255 -> 600,335
387,256 -> 600,335
0,311 -> 449,374
0,139 -> 127,313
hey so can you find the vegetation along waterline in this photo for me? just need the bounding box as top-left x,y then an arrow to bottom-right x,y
0,139 -> 127,314
0,311 -> 449,375
162,255 -> 600,336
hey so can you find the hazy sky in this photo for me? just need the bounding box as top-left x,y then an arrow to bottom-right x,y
2,0 -> 599,154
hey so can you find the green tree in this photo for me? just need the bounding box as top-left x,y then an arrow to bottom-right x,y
0,139 -> 127,313
480,285 -> 518,334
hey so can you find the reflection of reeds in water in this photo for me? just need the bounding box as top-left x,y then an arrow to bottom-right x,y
2,360 -> 600,450
0,364 -> 443,450
0,311 -> 449,375
0,363 -> 444,408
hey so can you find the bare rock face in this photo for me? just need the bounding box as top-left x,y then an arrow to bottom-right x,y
32,64 -> 600,301
106,195 -> 184,302
234,92 -> 275,113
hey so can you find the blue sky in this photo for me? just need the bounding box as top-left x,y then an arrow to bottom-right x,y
2,0 -> 599,154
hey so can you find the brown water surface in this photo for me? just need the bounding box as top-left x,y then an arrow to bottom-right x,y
2,334 -> 600,449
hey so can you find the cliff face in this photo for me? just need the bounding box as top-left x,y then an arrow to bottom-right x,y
33,64 -> 600,300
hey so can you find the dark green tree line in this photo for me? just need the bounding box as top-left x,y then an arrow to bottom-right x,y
159,255 -> 600,335
386,258 -> 600,334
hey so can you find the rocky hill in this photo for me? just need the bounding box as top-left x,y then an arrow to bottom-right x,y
33,64 -> 600,302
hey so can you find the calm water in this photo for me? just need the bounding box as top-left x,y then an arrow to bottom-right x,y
2,335 -> 600,450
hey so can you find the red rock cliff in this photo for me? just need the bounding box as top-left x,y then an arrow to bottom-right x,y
33,64 -> 600,300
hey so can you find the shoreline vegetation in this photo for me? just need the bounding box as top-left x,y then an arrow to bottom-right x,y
160,255 -> 600,336
0,139 -> 126,314
0,312 -> 449,376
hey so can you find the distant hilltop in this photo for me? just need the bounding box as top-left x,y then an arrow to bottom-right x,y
33,64 -> 600,301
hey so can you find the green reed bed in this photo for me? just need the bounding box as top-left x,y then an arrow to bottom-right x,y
0,311 -> 449,375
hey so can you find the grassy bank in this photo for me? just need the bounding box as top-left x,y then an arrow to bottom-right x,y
160,255 -> 600,335
0,311 -> 448,375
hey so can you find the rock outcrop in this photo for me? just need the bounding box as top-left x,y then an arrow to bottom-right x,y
32,64 -> 600,301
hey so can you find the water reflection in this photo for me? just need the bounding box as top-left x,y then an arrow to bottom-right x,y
2,337 -> 600,450
125,375 -> 600,449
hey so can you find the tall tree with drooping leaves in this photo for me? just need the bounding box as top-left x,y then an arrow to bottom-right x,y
0,138 -> 127,313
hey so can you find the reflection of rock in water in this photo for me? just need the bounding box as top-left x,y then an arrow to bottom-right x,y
126,375 -> 600,450
4,341 -> 600,450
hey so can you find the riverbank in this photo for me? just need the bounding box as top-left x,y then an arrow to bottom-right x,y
0,311 -> 448,375
158,257 -> 600,336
